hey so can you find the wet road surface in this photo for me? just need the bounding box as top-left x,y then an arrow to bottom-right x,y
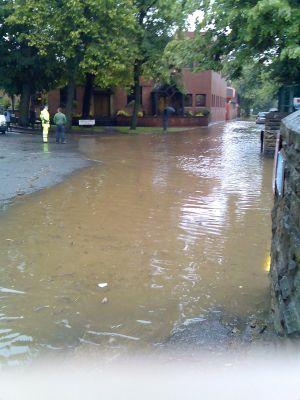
0,130 -> 90,210
0,121 -> 273,363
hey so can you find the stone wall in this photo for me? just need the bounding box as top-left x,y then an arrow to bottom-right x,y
263,112 -> 288,156
270,110 -> 300,335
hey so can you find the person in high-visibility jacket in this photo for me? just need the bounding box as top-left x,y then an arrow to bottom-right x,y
40,105 -> 50,143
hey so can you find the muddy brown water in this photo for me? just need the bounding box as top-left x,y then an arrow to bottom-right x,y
0,121 -> 273,363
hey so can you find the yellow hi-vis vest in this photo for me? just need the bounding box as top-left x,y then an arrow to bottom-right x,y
40,109 -> 50,125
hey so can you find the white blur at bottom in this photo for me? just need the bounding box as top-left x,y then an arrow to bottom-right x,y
0,352 -> 300,400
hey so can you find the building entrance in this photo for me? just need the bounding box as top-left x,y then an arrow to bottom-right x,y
93,92 -> 111,117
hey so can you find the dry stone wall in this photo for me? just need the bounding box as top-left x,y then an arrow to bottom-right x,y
263,112 -> 288,156
271,110 -> 300,335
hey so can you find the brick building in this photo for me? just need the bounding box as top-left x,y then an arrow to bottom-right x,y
48,67 -> 233,126
48,31 -> 236,126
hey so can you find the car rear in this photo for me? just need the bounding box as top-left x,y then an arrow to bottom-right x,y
256,112 -> 267,124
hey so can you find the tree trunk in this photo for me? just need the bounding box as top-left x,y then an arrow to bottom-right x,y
19,82 -> 31,126
82,74 -> 94,118
130,62 -> 141,131
65,77 -> 76,132
11,95 -> 15,113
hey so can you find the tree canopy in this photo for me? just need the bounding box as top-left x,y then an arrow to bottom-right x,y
5,0 -> 137,126
163,0 -> 299,114
0,0 -> 63,124
194,0 -> 300,84
0,0 -> 192,127
233,63 -> 280,115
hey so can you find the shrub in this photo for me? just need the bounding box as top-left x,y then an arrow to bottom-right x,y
194,108 -> 210,117
2,98 -> 11,109
117,110 -> 130,117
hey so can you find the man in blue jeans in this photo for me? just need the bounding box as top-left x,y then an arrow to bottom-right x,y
53,108 -> 67,143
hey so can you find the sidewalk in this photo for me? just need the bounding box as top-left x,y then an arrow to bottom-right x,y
0,130 -> 91,209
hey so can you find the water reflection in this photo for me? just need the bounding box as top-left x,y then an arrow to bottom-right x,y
0,121 -> 273,362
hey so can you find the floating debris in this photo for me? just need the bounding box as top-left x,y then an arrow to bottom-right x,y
87,330 -> 140,341
0,287 -> 25,295
34,305 -> 50,312
97,283 -> 108,288
150,284 -> 163,289
55,319 -> 72,329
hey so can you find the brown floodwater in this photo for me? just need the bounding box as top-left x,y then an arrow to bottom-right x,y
0,121 -> 273,363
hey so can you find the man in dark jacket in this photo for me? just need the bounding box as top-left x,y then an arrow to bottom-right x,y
53,108 -> 67,144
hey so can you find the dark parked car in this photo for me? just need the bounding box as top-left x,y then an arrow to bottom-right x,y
256,112 -> 268,124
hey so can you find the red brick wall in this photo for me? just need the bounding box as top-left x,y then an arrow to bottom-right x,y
210,71 -> 227,122
47,71 -> 230,124
180,69 -> 227,122
112,87 -> 127,113
182,69 -> 212,101
48,87 -> 84,117
116,115 -> 209,127
142,83 -> 153,115
47,90 -> 60,115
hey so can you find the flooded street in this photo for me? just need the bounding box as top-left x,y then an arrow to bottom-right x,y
0,121 -> 273,363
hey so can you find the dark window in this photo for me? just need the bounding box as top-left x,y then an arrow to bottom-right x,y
196,94 -> 206,107
184,94 -> 193,107
212,94 -> 215,107
60,87 -> 77,106
60,87 -> 67,107
127,87 -> 143,105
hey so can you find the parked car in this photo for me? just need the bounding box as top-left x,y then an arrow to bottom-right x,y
0,115 -> 7,134
256,112 -> 268,124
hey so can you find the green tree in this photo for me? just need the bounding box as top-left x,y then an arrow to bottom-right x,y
0,0 -> 62,125
129,0 -> 191,130
8,0 -> 137,129
232,63 -> 280,115
193,0 -> 300,84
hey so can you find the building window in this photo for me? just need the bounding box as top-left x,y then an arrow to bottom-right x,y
127,87 -> 143,105
184,94 -> 193,107
212,94 -> 215,107
60,86 -> 77,107
195,94 -> 206,107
